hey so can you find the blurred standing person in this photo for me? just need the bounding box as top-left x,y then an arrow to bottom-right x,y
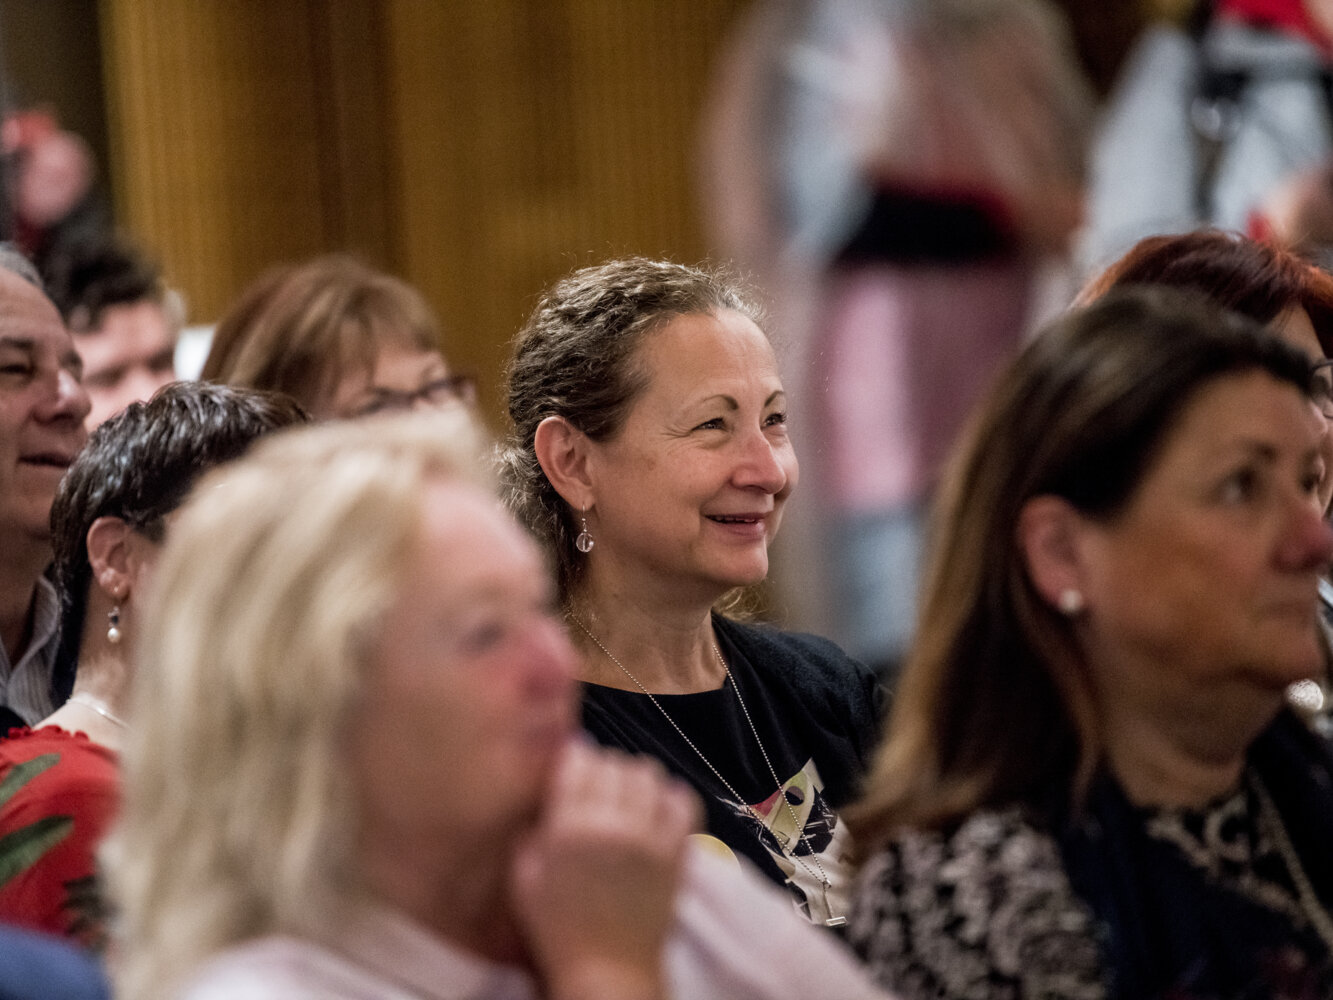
1083,0 -> 1333,271
44,237 -> 181,429
1,109 -> 109,279
703,0 -> 1091,676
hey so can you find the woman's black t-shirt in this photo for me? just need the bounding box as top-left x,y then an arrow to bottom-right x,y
581,615 -> 885,923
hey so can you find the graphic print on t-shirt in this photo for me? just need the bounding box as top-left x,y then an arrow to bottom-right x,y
721,758 -> 851,924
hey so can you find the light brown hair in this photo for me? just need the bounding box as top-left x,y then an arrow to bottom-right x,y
202,254 -> 442,414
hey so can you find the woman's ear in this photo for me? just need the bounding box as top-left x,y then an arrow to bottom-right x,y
1016,495 -> 1089,614
85,516 -> 143,602
533,415 -> 595,509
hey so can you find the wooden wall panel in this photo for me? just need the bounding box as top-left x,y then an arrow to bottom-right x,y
100,1 -> 748,413
373,0 -> 746,416
100,0 -> 395,319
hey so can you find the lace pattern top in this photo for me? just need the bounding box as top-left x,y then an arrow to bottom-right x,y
848,773 -> 1331,1000
847,808 -> 1105,1000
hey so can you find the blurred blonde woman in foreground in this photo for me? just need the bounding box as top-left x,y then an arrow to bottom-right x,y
105,412 -> 891,1000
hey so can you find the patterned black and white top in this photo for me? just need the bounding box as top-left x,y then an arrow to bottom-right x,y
846,808 -> 1105,1000
847,768 -> 1333,1000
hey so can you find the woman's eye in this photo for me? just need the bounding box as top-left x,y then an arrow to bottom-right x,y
1219,467 -> 1260,504
458,621 -> 505,654
694,417 -> 725,431
1303,463 -> 1326,497
764,410 -> 788,428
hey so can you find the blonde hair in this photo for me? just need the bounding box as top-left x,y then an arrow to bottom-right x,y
106,410 -> 492,1000
201,254 -> 444,414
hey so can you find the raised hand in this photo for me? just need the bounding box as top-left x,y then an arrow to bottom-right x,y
510,741 -> 702,1000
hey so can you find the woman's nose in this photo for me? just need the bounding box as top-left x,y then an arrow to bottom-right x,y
1282,493 -> 1333,571
733,431 -> 791,494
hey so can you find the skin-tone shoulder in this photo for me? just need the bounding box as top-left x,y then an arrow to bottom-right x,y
317,345 -> 454,421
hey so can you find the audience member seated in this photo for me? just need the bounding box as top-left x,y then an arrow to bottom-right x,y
105,412 -> 891,1000
1078,229 -> 1333,511
201,254 -> 472,420
0,382 -> 305,948
44,236 -> 182,429
0,245 -> 89,729
500,258 -> 883,925
845,288 -> 1333,998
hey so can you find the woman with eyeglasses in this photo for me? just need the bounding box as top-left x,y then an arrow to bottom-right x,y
201,254 -> 475,421
1078,230 -> 1333,508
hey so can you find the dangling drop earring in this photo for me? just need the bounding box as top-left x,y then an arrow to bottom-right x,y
575,508 -> 595,554
106,605 -> 122,644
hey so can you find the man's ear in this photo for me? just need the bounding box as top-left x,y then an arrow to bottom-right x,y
1016,494 -> 1090,613
534,415 -> 596,510
85,516 -> 138,602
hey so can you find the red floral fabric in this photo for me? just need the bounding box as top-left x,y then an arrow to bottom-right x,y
0,726 -> 118,950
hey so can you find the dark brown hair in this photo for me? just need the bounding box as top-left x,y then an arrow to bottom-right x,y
50,381 -> 309,700
846,287 -> 1315,852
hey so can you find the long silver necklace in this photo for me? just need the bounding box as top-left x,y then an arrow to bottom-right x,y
68,693 -> 128,729
572,615 -> 845,927
1251,772 -> 1333,952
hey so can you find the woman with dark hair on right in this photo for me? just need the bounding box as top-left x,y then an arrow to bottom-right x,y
844,288 -> 1333,998
1078,228 -> 1333,510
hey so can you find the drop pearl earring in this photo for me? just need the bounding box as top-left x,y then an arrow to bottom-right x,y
1057,589 -> 1084,615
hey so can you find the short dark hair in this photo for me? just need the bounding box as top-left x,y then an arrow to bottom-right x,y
49,381 -> 309,699
44,236 -> 168,332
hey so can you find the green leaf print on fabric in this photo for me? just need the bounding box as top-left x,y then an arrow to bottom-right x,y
0,753 -> 74,888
